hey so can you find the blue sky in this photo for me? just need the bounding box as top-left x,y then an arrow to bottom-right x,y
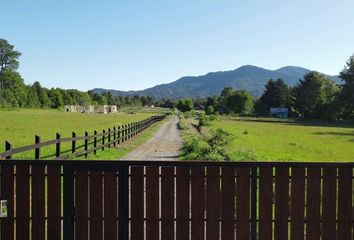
1,0 -> 353,91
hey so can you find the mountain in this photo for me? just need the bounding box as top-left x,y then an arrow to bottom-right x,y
92,65 -> 341,98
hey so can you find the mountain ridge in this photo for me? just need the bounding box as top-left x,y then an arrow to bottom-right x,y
92,65 -> 341,98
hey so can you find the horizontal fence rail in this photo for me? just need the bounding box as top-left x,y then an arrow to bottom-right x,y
0,114 -> 167,160
0,160 -> 353,239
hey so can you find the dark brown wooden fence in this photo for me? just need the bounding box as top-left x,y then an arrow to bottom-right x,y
0,114 -> 166,160
0,160 -> 353,239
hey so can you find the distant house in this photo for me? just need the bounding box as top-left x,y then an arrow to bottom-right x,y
64,105 -> 84,113
97,105 -> 118,114
65,105 -> 95,113
84,105 -> 95,114
270,108 -> 288,118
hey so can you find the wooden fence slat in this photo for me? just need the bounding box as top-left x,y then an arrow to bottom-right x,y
176,167 -> 190,240
16,164 -> 30,240
275,167 -> 289,240
221,167 -> 235,240
322,167 -> 337,240
206,167 -> 220,240
47,165 -> 61,240
104,172 -> 118,240
306,167 -> 321,240
1,164 -> 14,240
161,167 -> 175,240
90,171 -> 103,240
131,167 -> 144,240
259,167 -> 273,240
290,167 -> 305,240
32,165 -> 45,240
146,167 -> 159,240
75,171 -> 89,240
236,167 -> 250,240
338,167 -> 352,239
191,167 -> 205,240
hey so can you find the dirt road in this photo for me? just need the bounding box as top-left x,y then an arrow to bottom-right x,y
122,115 -> 182,160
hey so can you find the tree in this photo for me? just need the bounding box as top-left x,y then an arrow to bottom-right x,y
0,38 -> 26,108
48,88 -> 63,108
339,54 -> 354,119
259,79 -> 290,111
32,81 -> 50,108
206,105 -> 215,115
0,38 -> 21,73
0,71 -> 26,108
177,99 -> 194,112
294,71 -> 338,119
225,90 -> 254,114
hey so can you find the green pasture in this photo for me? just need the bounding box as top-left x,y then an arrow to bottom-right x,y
210,117 -> 354,162
0,109 -> 162,159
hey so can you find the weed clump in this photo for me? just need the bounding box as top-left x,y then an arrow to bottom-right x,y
181,128 -> 233,161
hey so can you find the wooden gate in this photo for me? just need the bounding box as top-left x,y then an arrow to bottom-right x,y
0,160 -> 353,239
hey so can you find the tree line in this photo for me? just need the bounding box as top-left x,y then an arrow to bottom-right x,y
0,38 -> 171,109
1,38 -> 353,120
177,55 -> 354,120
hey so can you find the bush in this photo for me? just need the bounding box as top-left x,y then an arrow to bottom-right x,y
206,105 -> 215,115
181,128 -> 233,161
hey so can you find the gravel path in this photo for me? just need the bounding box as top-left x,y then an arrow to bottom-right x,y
122,115 -> 182,160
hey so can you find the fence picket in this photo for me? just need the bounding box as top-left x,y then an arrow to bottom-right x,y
206,167 -> 220,240
221,167 -> 235,240
322,167 -> 337,240
290,167 -> 305,240
306,167 -> 321,239
236,167 -> 251,240
191,167 -> 205,240
275,167 -> 289,240
161,167 -> 175,240
16,164 -> 30,240
47,165 -> 61,240
32,164 -> 45,240
90,171 -> 103,240
176,167 -> 190,240
131,167 -> 144,240
146,167 -> 160,240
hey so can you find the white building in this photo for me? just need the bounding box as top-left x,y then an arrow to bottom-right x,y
64,105 -> 84,113
97,105 -> 118,114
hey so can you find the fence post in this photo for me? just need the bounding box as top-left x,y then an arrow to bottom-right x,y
108,128 -> 111,148
71,132 -> 76,154
56,133 -> 61,159
113,127 -> 116,147
118,126 -> 121,144
102,129 -> 105,150
121,126 -> 125,143
5,141 -> 12,159
35,135 -> 40,160
85,131 -> 88,158
124,124 -> 128,141
128,124 -> 131,139
94,130 -> 97,154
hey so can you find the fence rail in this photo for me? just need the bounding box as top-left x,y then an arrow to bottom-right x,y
0,114 -> 166,160
0,160 -> 353,239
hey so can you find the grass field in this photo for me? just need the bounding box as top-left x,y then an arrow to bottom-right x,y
0,109 -> 164,159
209,117 -> 354,162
